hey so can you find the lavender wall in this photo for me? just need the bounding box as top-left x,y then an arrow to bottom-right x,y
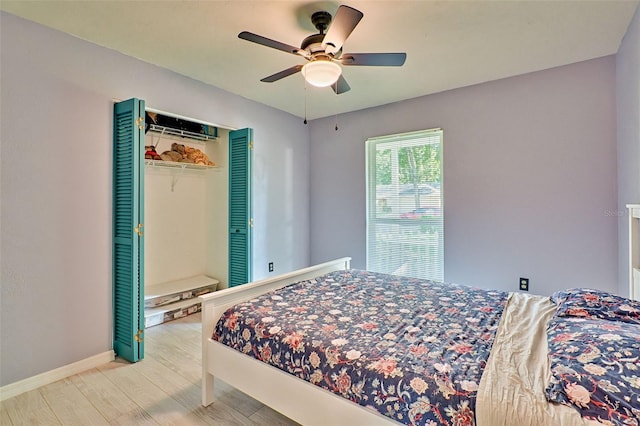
309,56 -> 618,297
616,5 -> 640,297
0,6 -> 634,390
0,12 -> 310,386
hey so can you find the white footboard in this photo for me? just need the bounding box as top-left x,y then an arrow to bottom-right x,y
198,257 -> 397,424
199,258 -> 351,406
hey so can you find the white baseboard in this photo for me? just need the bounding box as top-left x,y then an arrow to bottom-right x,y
0,350 -> 115,401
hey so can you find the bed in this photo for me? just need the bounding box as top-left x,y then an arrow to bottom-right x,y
200,258 -> 640,425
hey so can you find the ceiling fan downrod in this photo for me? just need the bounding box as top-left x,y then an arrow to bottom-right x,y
311,11 -> 332,34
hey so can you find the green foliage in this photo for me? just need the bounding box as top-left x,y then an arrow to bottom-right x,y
376,149 -> 392,185
375,143 -> 441,185
398,144 -> 441,184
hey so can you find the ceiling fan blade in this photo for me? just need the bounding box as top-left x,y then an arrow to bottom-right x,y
239,31 -> 306,58
332,75 -> 351,94
260,65 -> 303,83
322,5 -> 363,55
341,53 -> 407,66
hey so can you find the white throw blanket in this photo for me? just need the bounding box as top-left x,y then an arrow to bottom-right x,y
477,292 -> 602,426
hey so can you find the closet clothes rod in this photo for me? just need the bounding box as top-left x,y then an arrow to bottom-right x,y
148,124 -> 216,142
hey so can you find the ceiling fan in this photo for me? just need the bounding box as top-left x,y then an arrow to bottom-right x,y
238,5 -> 406,94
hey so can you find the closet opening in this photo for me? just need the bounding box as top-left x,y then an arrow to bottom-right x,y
113,98 -> 254,362
142,109 -> 229,330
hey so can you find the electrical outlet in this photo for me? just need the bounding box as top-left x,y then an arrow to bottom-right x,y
268,262 -> 274,272
519,277 -> 529,291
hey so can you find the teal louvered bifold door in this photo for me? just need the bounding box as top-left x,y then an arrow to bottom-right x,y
228,128 -> 253,287
113,98 -> 145,362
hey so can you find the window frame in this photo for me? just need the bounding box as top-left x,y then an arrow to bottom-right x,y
365,128 -> 444,281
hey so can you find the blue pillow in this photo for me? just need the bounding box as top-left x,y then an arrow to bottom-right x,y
551,288 -> 640,326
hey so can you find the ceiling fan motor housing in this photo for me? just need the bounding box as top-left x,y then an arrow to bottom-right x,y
301,34 -> 327,55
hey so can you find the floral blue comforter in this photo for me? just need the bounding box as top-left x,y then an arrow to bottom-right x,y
547,288 -> 640,425
213,270 -> 509,426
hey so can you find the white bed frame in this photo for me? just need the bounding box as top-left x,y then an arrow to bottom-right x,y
200,257 -> 396,425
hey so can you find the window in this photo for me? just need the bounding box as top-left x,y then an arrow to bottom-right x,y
366,129 -> 443,281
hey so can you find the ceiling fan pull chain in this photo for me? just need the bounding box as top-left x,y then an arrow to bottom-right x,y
334,83 -> 339,131
303,79 -> 308,125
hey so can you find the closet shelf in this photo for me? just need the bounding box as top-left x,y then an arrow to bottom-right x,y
144,275 -> 219,328
148,123 -> 217,143
144,298 -> 202,328
145,275 -> 219,306
145,159 -> 219,170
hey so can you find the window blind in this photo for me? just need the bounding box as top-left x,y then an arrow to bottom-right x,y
365,129 -> 444,281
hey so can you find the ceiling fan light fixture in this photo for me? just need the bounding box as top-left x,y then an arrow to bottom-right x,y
301,60 -> 341,87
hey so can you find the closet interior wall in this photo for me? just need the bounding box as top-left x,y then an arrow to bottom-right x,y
143,127 -> 230,319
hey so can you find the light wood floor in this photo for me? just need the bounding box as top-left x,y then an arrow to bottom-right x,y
0,313 -> 300,425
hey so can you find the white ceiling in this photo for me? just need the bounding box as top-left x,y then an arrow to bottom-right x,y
2,1 -> 638,120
